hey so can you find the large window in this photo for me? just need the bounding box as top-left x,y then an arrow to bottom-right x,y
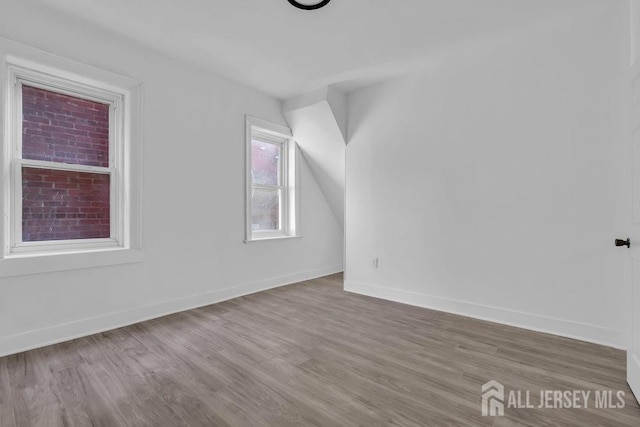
3,57 -> 141,258
246,116 -> 299,241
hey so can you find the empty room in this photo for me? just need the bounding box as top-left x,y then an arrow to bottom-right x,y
2,0 -> 640,425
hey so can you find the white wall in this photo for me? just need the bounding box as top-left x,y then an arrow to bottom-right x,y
0,1 -> 343,356
345,4 -> 628,348
284,87 -> 347,228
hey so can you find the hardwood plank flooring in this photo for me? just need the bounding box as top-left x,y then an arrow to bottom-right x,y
2,273 -> 640,426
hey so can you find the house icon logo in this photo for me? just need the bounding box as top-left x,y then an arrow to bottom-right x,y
482,380 -> 505,417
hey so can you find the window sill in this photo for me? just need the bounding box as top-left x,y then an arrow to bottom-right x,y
244,235 -> 302,243
0,247 -> 143,278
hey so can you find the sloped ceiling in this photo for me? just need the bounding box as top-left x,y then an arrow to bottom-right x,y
284,87 -> 346,227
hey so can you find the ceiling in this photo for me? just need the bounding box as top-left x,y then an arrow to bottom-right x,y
37,0 -> 607,100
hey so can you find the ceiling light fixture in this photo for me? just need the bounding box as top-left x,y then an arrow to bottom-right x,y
288,0 -> 331,11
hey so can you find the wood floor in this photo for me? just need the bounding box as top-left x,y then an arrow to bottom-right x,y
1,273 -> 639,426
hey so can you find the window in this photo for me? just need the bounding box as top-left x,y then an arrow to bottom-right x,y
246,116 -> 299,241
3,56 -> 141,260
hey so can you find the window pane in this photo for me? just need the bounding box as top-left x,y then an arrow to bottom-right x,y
22,167 -> 110,242
251,139 -> 281,186
251,188 -> 280,231
22,85 -> 110,167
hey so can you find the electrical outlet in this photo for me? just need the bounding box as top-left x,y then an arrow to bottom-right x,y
372,257 -> 379,268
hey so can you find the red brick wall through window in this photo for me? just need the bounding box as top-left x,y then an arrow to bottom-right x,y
21,85 -> 111,241
22,85 -> 109,167
22,168 -> 110,242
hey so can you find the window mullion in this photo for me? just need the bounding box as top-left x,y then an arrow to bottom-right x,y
19,159 -> 113,175
251,184 -> 283,191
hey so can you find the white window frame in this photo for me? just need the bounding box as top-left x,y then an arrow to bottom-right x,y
245,116 -> 300,242
1,51 -> 142,274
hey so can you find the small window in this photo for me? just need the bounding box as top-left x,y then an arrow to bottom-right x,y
246,116 -> 299,241
3,58 -> 140,257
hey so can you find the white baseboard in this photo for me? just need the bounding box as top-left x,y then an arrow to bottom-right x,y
345,280 -> 626,350
0,264 -> 343,357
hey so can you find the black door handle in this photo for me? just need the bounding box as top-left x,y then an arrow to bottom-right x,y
615,238 -> 631,248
